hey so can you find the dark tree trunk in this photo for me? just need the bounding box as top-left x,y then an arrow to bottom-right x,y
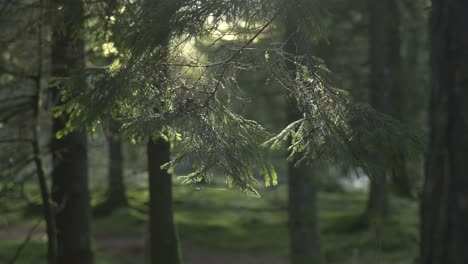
50,0 -> 93,263
366,169 -> 389,219
287,109 -> 323,264
147,139 -> 182,264
51,127 -> 93,264
138,1 -> 181,263
421,1 -> 468,263
284,2 -> 323,263
101,0 -> 126,212
391,155 -> 412,198
387,0 -> 413,198
105,133 -> 127,208
288,164 -> 322,264
365,0 -> 390,220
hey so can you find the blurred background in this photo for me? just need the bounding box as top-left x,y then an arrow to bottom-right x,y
0,0 -> 433,263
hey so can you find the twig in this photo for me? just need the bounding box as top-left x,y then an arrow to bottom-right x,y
169,11 -> 280,68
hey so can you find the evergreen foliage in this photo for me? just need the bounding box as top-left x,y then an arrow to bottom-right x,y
51,0 -> 423,193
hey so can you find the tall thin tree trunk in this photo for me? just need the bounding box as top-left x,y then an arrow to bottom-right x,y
147,139 -> 182,264
138,1 -> 182,263
50,0 -> 93,263
105,125 -> 127,208
366,169 -> 389,219
284,2 -> 323,263
33,114 -> 57,264
287,105 -> 323,264
365,0 -> 390,220
33,7 -> 57,262
287,161 -> 322,264
387,0 -> 413,198
421,1 -> 468,263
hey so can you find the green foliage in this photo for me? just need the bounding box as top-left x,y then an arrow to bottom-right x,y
163,110 -> 276,196
51,1 -> 285,192
263,52 -> 424,175
51,0 -> 424,192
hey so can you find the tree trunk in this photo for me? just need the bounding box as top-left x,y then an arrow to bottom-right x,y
391,155 -> 412,198
287,109 -> 323,264
366,169 -> 389,219
365,0 -> 390,220
50,0 -> 94,263
139,1 -> 181,263
105,133 -> 127,208
284,2 -> 323,263
387,0 -> 413,199
51,128 -> 92,264
288,163 -> 322,264
421,1 -> 468,263
34,3 -> 58,262
147,139 -> 182,264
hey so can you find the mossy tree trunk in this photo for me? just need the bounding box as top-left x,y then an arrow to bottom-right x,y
421,1 -> 468,263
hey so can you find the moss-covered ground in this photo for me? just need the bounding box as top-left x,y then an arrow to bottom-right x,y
0,184 -> 419,264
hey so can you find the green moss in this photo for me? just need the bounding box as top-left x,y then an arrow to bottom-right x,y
94,207 -> 146,232
0,240 -> 127,264
3,184 -> 419,264
0,240 -> 46,264
173,185 -> 418,263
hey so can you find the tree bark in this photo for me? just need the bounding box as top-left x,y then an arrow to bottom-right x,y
147,139 -> 182,264
387,0 -> 413,199
50,0 -> 93,263
139,1 -> 182,263
365,0 -> 390,220
421,1 -> 468,263
288,163 -> 322,264
284,2 -> 323,263
105,131 -> 127,208
287,108 -> 323,264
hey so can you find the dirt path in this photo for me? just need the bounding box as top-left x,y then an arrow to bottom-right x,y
0,226 -> 288,264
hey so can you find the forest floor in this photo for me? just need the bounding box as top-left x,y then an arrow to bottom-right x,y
0,185 -> 419,264
0,226 -> 287,264
97,231 -> 288,264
